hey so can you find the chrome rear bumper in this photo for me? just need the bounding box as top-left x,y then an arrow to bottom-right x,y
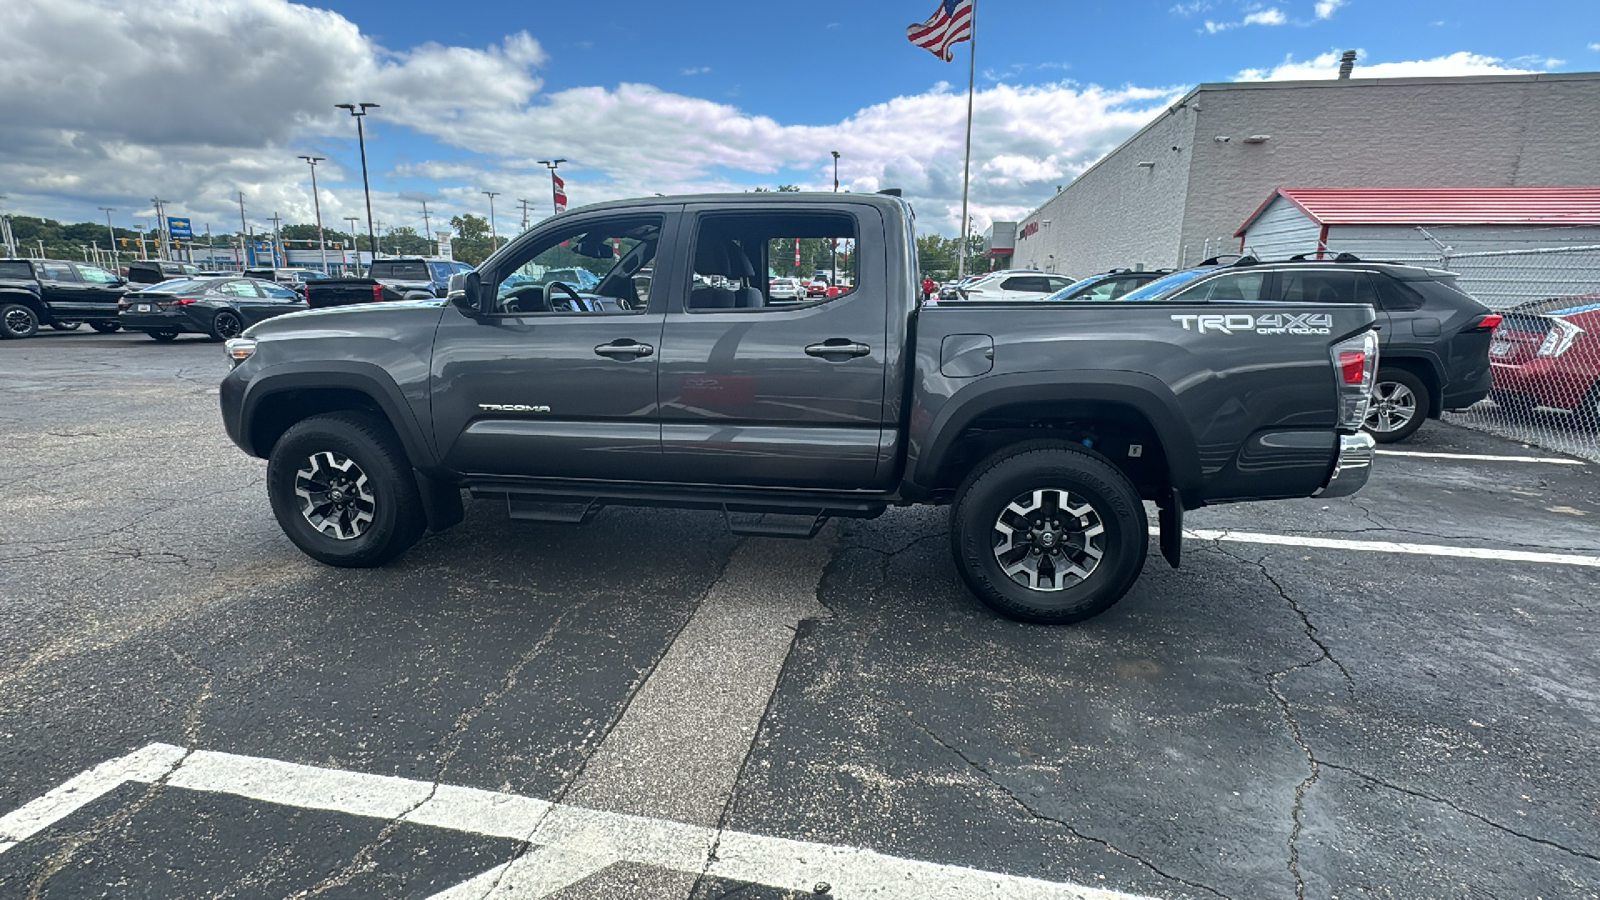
1315,432 -> 1376,498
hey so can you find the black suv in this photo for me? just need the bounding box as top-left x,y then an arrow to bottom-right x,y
1115,255 -> 1498,442
0,258 -> 132,338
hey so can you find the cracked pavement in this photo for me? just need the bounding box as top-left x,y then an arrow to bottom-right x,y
2,332 -> 1599,898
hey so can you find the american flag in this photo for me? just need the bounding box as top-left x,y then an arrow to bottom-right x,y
907,0 -> 973,62
552,172 -> 568,213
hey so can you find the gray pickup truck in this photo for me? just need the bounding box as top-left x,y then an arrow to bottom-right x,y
220,193 -> 1378,623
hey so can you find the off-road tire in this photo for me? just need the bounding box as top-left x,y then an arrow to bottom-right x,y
1364,368 -> 1429,443
951,441 -> 1148,625
1,303 -> 39,339
267,410 -> 425,567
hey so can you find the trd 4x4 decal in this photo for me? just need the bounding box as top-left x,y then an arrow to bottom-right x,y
1171,313 -> 1333,336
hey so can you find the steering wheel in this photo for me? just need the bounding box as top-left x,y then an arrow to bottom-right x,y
547,281 -> 586,313
500,284 -> 549,314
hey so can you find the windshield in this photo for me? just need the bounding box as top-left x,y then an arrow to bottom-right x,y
1116,268 -> 1214,302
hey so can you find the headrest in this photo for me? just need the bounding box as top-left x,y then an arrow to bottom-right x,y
694,240 -> 729,275
724,241 -> 755,279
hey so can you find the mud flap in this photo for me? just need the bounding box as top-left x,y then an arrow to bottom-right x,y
415,470 -> 465,533
1158,488 -> 1182,569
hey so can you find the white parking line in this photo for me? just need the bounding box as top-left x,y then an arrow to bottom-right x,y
0,744 -> 1153,900
1375,449 -> 1585,465
1177,528 -> 1600,567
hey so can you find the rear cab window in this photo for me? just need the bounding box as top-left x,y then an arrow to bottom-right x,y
368,261 -> 430,280
688,210 -> 861,312
0,261 -> 33,280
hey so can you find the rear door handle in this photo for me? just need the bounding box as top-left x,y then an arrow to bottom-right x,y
804,339 -> 872,359
594,340 -> 654,359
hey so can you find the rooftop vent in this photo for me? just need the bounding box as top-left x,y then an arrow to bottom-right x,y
1338,50 -> 1357,80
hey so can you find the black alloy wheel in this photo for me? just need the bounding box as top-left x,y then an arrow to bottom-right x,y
211,310 -> 244,341
266,411 -> 425,567
90,322 -> 121,334
149,330 -> 179,342
951,441 -> 1148,624
1,303 -> 39,339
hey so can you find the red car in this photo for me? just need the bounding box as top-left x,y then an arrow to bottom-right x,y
1489,294 -> 1600,423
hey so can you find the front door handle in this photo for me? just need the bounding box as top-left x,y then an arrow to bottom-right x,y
804,339 -> 872,360
594,340 -> 654,359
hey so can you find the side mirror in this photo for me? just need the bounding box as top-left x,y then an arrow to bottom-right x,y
448,270 -> 483,313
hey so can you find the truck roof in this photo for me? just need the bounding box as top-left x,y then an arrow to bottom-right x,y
560,191 -> 911,217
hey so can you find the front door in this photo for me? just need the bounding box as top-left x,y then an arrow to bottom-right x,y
654,204 -> 890,490
430,210 -> 675,480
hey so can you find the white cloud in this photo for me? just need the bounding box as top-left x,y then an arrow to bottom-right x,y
1169,1 -> 1212,15
1204,7 -> 1286,33
1590,42 -> 1600,51
1314,0 -> 1345,19
1234,50 -> 1542,81
681,67 -> 712,76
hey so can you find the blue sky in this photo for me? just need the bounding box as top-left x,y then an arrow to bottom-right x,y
1,0 -> 1596,237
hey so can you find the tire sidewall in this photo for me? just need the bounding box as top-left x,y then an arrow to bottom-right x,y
90,322 -> 121,334
1366,368 -> 1428,443
212,310 -> 243,341
266,414 -> 420,567
953,445 -> 1148,624
1,303 -> 39,339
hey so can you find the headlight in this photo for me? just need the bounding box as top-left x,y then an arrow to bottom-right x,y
224,337 -> 257,367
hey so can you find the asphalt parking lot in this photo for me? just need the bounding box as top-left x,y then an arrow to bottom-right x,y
2,330 -> 1598,899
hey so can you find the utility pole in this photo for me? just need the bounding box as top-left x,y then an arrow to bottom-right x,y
517,198 -> 531,231
0,194 -> 13,259
374,220 -> 384,257
482,191 -> 500,252
236,191 -> 248,269
299,155 -> 329,274
133,225 -> 148,260
419,200 -> 432,257
205,224 -> 213,268
269,212 -> 283,268
335,102 -> 381,269
344,216 -> 362,275
150,196 -> 170,260
98,207 -> 118,267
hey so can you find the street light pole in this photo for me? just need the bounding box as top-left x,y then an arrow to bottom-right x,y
299,155 -> 329,274
336,102 -> 381,272
536,159 -> 566,215
150,196 -> 169,260
831,150 -> 840,193
236,191 -> 249,270
830,152 -> 841,284
482,191 -> 500,253
343,216 -> 361,275
99,207 -> 117,267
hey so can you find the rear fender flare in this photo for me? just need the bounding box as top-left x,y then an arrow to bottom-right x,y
912,371 -> 1203,504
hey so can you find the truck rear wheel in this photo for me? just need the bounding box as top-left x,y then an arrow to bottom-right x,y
266,411 -> 425,567
951,442 -> 1148,624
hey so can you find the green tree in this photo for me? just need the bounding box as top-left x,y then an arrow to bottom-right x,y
449,214 -> 494,265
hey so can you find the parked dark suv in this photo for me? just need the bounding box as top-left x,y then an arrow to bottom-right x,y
1114,255 -> 1499,442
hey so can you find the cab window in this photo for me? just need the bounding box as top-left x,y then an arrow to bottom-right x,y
689,211 -> 859,311
490,215 -> 661,315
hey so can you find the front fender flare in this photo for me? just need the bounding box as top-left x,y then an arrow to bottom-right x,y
239,362 -> 438,468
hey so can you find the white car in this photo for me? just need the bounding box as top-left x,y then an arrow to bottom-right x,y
768,276 -> 805,302
950,271 -> 1077,302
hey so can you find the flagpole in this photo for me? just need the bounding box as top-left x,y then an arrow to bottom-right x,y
957,0 -> 976,280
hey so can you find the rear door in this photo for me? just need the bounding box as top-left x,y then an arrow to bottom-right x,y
37,261 -> 86,310
654,203 -> 891,489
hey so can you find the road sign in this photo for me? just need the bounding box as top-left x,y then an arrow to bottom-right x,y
167,217 -> 193,240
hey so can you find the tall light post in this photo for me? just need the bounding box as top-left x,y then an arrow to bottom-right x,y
536,159 -> 566,215
298,155 -> 330,274
343,216 -> 362,275
482,191 -> 501,253
830,151 -> 841,284
98,207 -> 117,267
335,102 -> 380,271
150,196 -> 169,260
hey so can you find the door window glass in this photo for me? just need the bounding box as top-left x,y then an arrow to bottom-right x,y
41,263 -> 77,282
1168,272 -> 1269,303
260,283 -> 299,301
492,215 -> 661,315
75,265 -> 119,283
1276,270 -> 1364,304
690,211 -> 859,312
218,280 -> 260,297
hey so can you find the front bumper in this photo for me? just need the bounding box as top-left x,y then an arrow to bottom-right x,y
1315,432 -> 1376,499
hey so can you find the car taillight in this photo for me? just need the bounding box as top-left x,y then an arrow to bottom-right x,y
371,284 -> 383,303
1537,318 -> 1585,358
165,297 -> 197,306
1466,314 -> 1502,332
1331,330 -> 1379,430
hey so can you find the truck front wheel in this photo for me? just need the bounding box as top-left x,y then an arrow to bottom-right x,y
266,411 -> 425,567
951,442 -> 1148,624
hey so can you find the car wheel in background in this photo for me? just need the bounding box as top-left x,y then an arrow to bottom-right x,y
51,321 -> 82,331
211,310 -> 244,341
950,441 -> 1148,624
1,303 -> 39,339
1364,368 -> 1428,443
266,411 -> 425,568
149,330 -> 179,342
90,322 -> 121,334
